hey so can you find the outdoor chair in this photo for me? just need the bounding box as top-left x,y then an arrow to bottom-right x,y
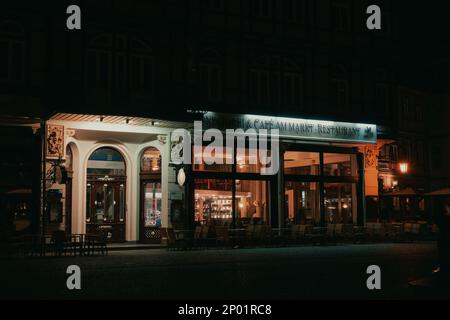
402,223 -> 414,242
324,224 -> 336,244
161,228 -> 191,251
214,226 -> 230,247
297,224 -> 313,245
334,224 -> 345,242
350,225 -> 366,243
51,230 -> 68,256
384,223 -> 402,242
192,226 -> 203,247
199,226 -> 216,248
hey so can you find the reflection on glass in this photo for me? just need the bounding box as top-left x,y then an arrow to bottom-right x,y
87,147 -> 125,176
141,147 -> 161,173
104,184 -> 115,223
119,184 -> 125,222
94,184 -> 104,223
194,179 -> 232,225
323,153 -> 355,176
144,182 -> 162,227
192,146 -> 232,172
284,152 -> 320,175
235,180 -> 270,225
285,181 -> 320,225
324,183 -> 356,224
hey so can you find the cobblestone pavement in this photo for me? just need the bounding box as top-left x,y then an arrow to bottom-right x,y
0,243 -> 446,299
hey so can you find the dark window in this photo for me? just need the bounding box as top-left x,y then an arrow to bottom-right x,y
199,63 -> 222,102
86,49 -> 111,92
331,1 -> 350,32
0,23 -> 25,83
131,54 -> 154,95
331,66 -> 349,112
431,145 -> 443,169
286,0 -> 305,22
86,35 -> 154,97
375,83 -> 390,117
253,0 -> 272,18
204,0 -> 224,11
284,72 -> 303,108
250,69 -> 270,106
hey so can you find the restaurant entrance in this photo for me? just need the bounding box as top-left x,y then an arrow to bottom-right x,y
86,147 -> 127,242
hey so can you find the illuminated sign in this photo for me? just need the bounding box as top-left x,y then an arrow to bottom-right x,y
202,112 -> 377,144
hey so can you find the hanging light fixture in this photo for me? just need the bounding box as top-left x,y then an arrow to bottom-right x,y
177,167 -> 186,187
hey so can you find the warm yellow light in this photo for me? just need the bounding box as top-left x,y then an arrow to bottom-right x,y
399,162 -> 409,174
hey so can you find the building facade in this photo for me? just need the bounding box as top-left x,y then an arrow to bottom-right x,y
2,1 -> 446,241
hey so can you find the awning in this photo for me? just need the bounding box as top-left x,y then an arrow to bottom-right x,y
382,187 -> 419,197
424,188 -> 450,197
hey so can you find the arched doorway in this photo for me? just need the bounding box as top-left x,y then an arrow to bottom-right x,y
86,147 -> 126,242
140,147 -> 162,243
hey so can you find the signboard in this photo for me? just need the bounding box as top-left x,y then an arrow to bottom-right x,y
202,112 -> 377,144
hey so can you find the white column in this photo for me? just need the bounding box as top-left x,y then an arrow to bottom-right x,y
161,135 -> 170,229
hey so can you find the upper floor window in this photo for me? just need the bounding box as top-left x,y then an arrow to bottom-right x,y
375,83 -> 389,115
285,0 -> 306,22
331,0 -> 350,32
204,0 -> 224,11
253,0 -> 272,18
86,34 -> 154,97
331,65 -> 349,112
0,21 -> 25,83
284,72 -> 303,107
250,69 -> 270,106
199,63 -> 222,102
198,48 -> 223,102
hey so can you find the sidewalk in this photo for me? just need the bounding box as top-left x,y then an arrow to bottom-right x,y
107,243 -> 164,251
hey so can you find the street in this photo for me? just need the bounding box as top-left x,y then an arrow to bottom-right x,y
0,243 -> 445,300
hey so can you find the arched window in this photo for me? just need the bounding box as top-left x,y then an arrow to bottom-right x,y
87,147 -> 126,177
141,147 -> 161,174
0,20 -> 25,82
331,65 -> 349,112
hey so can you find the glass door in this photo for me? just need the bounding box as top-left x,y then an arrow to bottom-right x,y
140,180 -> 162,243
86,181 -> 126,242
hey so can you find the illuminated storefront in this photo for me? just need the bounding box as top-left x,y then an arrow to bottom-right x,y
43,112 -> 382,243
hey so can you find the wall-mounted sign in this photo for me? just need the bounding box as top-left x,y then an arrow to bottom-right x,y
46,125 -> 65,158
202,112 -> 377,144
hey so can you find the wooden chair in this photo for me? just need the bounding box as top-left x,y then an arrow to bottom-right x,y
51,230 -> 67,257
